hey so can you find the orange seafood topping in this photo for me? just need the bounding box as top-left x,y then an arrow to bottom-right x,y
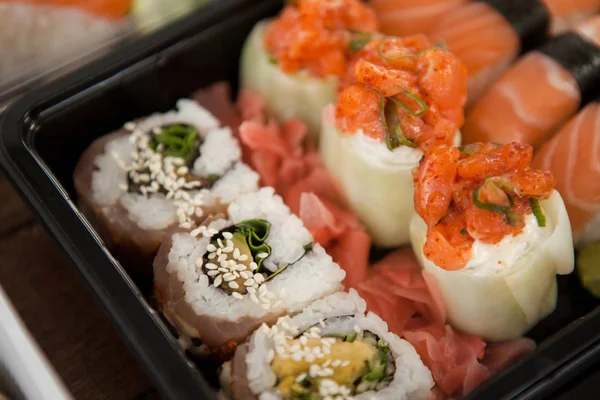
335,36 -> 467,152
413,142 -> 555,271
8,0 -> 131,19
263,0 -> 379,77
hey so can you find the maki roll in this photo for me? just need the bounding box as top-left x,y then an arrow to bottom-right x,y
74,99 -> 259,269
320,35 -> 467,247
153,187 -> 346,357
240,0 -> 378,138
409,143 -> 574,341
223,290 -> 433,400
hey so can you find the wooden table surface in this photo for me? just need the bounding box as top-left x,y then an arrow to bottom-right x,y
0,172 -> 157,400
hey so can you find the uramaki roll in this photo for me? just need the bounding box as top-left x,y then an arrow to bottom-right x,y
74,99 -> 259,271
154,188 -> 346,358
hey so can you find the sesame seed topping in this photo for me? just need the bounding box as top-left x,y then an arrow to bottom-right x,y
214,275 -> 223,287
257,252 -> 268,259
249,262 -> 258,271
222,232 -> 233,239
207,270 -> 219,277
228,281 -> 239,289
232,292 -> 244,300
207,244 -> 217,252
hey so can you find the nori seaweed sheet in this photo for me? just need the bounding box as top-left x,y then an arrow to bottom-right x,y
480,0 -> 550,53
539,32 -> 600,105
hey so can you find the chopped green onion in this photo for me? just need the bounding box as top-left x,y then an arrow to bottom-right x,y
389,91 -> 429,117
346,331 -> 358,342
363,362 -> 386,381
458,144 -> 477,156
265,264 -> 288,282
349,31 -> 374,53
268,55 -> 278,65
377,339 -> 389,350
433,40 -> 448,50
472,185 -> 511,214
488,177 -> 515,193
530,198 -> 546,227
506,210 -> 522,227
208,174 -> 219,181
384,96 -> 417,148
369,87 -> 399,151
460,229 -> 468,235
323,333 -> 347,339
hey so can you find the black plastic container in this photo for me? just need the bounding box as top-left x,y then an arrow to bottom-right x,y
0,0 -> 599,399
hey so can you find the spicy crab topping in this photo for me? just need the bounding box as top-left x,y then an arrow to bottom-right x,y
263,0 -> 379,77
413,142 -> 555,271
268,325 -> 395,399
335,35 -> 467,152
196,220 -> 311,306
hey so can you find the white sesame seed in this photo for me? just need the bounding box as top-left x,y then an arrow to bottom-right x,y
233,248 -> 241,259
177,166 -> 189,175
229,281 -> 239,289
205,263 -> 217,270
341,361 -> 350,367
195,258 -> 203,268
222,232 -> 233,239
124,122 -> 136,131
207,270 -> 219,277
323,359 -> 332,368
296,373 -> 307,383
207,244 -> 217,252
238,254 -> 248,262
332,360 -> 341,367
217,238 -> 224,248
247,287 -> 257,294
214,275 -> 223,287
309,365 -> 320,377
254,274 -> 265,284
249,262 -> 258,271
232,292 -> 244,300
305,354 -> 316,363
300,336 -> 308,345
228,260 -> 237,267
291,353 -> 303,362
244,279 -> 255,287
223,246 -> 233,253
257,252 -> 268,259
218,267 -> 229,273
224,275 -> 236,282
208,253 -> 217,260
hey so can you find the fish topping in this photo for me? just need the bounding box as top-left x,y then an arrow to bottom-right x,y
265,323 -> 395,399
264,0 -> 379,77
113,122 -> 219,229
413,142 -> 556,271
335,35 -> 467,152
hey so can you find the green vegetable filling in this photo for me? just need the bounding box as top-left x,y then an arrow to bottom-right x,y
150,124 -> 199,164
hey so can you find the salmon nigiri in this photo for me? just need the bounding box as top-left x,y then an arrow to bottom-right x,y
462,15 -> 600,148
430,0 -> 551,109
544,0 -> 600,33
370,0 -> 468,38
532,101 -> 600,246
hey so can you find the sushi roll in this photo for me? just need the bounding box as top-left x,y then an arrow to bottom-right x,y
224,290 -> 433,400
429,0 -> 550,109
462,15 -> 600,148
320,35 -> 467,247
74,99 -> 259,269
370,0 -> 469,38
240,0 -> 378,138
543,0 -> 600,34
532,101 -> 600,247
409,143 -> 574,341
153,187 -> 346,357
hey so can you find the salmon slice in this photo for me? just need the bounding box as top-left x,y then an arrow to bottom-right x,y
370,0 -> 468,38
543,0 -> 600,33
429,2 -> 520,110
532,102 -> 600,242
462,52 -> 580,148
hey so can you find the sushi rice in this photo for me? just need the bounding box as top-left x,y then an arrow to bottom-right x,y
225,290 -> 433,400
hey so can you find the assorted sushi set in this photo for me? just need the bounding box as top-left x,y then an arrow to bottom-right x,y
2,0 -> 600,399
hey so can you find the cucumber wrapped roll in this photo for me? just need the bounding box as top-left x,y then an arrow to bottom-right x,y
409,143 -> 574,341
240,0 -> 378,139
224,290 -> 433,400
74,99 -> 259,271
153,188 -> 346,357
320,35 -> 467,247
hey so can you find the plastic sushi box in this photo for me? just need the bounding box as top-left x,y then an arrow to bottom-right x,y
0,0 -> 599,399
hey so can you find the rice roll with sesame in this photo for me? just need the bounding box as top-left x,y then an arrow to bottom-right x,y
224,290 -> 433,400
153,187 -> 346,358
74,99 -> 259,270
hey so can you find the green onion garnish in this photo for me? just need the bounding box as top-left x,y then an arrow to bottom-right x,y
323,333 -> 347,339
506,210 -> 522,227
369,87 -> 399,151
472,185 -> 512,214
349,31 -> 374,53
268,55 -> 278,65
489,178 -> 515,193
460,229 -> 468,235
433,40 -> 448,50
530,198 -> 546,227
208,174 -> 219,181
302,242 -> 313,251
363,362 -> 386,381
265,264 -> 288,282
458,144 -> 477,156
346,332 -> 358,342
389,91 -> 429,117
151,124 -> 199,163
